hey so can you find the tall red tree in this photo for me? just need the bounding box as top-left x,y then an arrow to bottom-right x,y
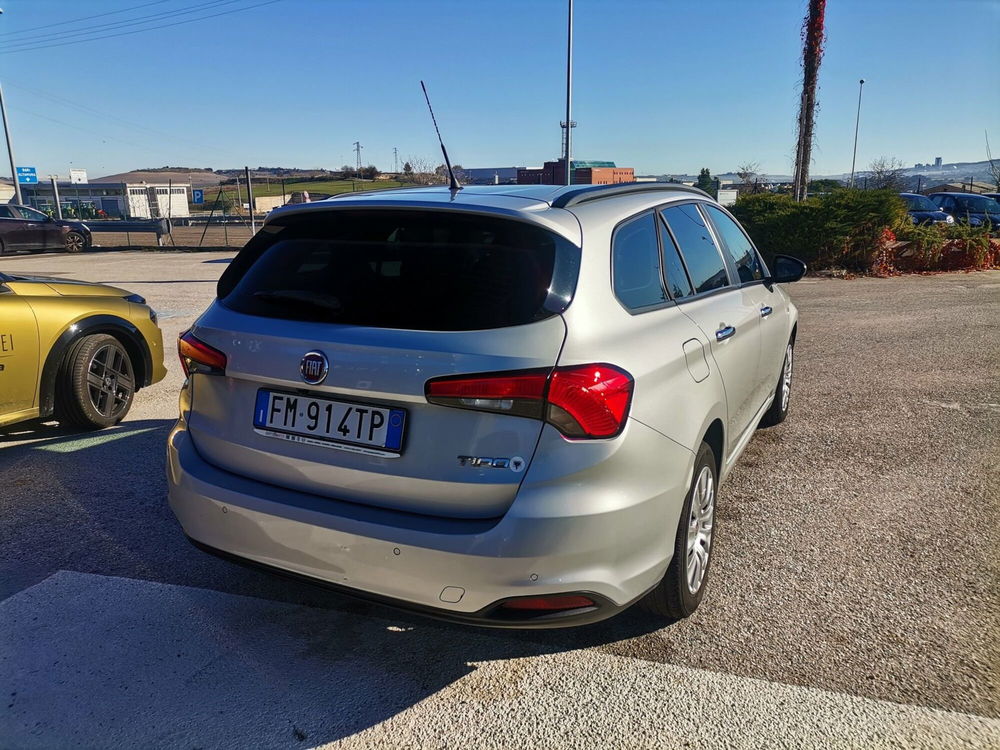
792,0 -> 827,202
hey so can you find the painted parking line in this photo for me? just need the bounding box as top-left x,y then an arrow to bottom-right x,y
2,572 -> 997,750
32,426 -> 162,454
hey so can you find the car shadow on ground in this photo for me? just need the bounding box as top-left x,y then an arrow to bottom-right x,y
1,419 -> 673,746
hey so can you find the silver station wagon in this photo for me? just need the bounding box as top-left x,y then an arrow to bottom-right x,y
167,183 -> 804,627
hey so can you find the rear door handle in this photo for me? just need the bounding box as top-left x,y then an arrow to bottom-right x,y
760,306 -> 773,318
715,325 -> 736,342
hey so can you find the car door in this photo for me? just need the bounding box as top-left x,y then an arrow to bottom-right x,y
14,206 -> 63,249
0,205 -> 30,251
0,284 -> 40,418
702,204 -> 788,405
660,202 -> 762,454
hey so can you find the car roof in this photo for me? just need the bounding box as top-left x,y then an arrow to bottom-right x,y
265,183 -> 712,246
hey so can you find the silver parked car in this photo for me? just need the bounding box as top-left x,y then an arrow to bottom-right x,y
167,183 -> 804,627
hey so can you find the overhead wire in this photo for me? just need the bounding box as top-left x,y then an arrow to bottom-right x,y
0,0 -> 242,47
1,0 -> 244,47
0,0 -> 285,55
4,82 -> 239,157
0,0 -> 171,37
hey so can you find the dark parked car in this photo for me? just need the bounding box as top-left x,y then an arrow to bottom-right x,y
0,204 -> 91,255
928,193 -> 1000,228
899,193 -> 954,225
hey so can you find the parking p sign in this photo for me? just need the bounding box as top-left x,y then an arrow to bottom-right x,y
192,189 -> 205,205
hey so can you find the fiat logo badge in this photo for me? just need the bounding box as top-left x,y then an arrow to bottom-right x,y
299,351 -> 329,385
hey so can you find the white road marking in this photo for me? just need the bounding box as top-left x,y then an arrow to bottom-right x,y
1,572 -> 997,749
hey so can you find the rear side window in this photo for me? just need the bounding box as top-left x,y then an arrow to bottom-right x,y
0,206 -> 15,218
661,204 -> 730,294
612,213 -> 666,310
657,217 -> 694,299
704,205 -> 766,283
218,210 -> 579,331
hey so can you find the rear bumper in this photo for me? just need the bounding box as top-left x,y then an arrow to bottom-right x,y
167,416 -> 693,628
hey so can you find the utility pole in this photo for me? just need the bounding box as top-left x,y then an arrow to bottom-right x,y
848,78 -> 865,189
50,175 -> 62,219
393,146 -> 398,174
353,141 -> 363,177
0,81 -> 23,205
244,165 -> 256,234
564,0 -> 574,186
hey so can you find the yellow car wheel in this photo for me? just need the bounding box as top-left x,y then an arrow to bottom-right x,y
56,334 -> 136,428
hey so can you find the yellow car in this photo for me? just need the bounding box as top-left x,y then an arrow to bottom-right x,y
0,270 -> 166,429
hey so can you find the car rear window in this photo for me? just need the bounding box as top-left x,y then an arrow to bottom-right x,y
218,209 -> 580,331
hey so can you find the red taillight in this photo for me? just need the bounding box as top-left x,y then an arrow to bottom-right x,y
177,330 -> 227,376
500,594 -> 596,611
425,363 -> 633,439
546,365 -> 634,438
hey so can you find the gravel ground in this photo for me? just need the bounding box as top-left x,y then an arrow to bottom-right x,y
1,252 -> 997,729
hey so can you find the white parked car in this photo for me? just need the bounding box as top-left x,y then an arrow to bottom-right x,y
167,183 -> 804,627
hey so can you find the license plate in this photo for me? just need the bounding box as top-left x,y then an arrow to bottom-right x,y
253,389 -> 406,456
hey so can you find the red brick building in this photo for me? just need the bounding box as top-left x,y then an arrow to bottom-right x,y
517,160 -> 634,185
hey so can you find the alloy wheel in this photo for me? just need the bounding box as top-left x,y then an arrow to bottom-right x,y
686,465 -> 715,595
85,344 -> 134,419
65,232 -> 85,253
781,343 -> 793,411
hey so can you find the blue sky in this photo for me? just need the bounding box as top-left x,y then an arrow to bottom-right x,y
1,0 -> 998,178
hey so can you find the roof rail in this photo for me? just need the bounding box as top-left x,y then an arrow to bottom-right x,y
552,182 -> 711,209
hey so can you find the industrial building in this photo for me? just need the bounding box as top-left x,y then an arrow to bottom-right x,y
461,167 -> 527,185
517,160 -> 634,185
19,180 -> 191,219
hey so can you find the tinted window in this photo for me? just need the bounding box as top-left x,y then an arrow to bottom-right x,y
902,194 -> 937,211
658,216 -> 694,299
612,213 -> 666,310
954,195 -> 1000,213
220,210 -> 576,331
704,205 -> 766,284
19,206 -> 48,221
0,206 -> 15,218
661,204 -> 730,294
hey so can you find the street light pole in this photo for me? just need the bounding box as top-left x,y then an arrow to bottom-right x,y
848,78 -> 865,189
564,0 -> 574,186
0,81 -> 23,205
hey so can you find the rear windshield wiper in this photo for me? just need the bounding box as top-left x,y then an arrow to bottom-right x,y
253,289 -> 343,315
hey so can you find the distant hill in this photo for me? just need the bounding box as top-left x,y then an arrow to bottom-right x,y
94,169 -> 227,187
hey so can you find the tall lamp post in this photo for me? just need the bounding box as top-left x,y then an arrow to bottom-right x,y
848,78 -> 865,189
564,0 -> 573,186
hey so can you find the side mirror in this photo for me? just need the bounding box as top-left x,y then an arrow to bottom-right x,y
769,254 -> 807,284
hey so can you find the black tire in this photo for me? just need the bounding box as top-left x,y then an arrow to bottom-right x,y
640,441 -> 718,620
64,231 -> 87,253
759,337 -> 794,428
55,334 -> 136,429
0,238 -> 6,256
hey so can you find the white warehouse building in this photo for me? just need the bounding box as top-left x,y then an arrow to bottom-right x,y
20,181 -> 191,220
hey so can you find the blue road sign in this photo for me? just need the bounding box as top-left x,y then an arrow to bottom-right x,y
192,189 -> 204,205
16,166 -> 38,184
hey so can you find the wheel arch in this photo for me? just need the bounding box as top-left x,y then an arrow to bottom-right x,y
702,418 -> 725,476
38,315 -> 152,417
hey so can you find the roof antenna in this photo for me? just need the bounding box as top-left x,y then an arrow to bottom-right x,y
420,80 -> 461,193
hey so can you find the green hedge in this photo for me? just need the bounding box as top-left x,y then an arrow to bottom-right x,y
730,189 -> 909,271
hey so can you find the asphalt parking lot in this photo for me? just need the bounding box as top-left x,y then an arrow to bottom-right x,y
1,251 -> 998,748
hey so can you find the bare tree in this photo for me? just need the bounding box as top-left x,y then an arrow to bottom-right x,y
986,130 -> 1000,190
866,156 -> 906,190
791,0 -> 827,202
736,161 -> 762,192
404,156 -> 442,184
